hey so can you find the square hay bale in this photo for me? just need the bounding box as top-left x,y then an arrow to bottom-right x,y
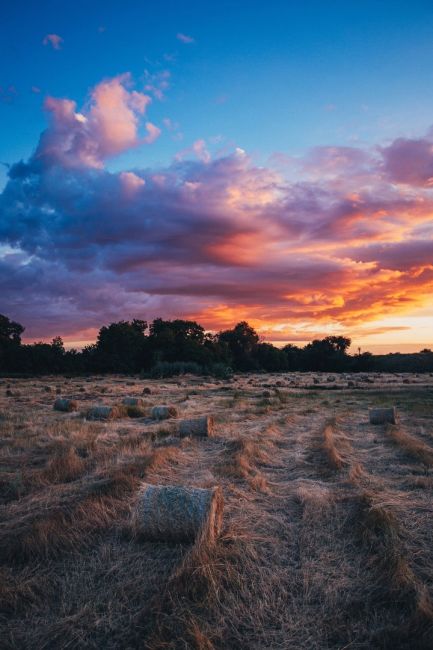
369,407 -> 396,425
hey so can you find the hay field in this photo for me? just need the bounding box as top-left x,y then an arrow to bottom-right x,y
1,371 -> 433,649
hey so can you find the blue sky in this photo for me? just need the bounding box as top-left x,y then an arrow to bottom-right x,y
1,1 -> 433,351
3,1 -> 433,187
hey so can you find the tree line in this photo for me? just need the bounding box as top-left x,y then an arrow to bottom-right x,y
0,313 -> 432,376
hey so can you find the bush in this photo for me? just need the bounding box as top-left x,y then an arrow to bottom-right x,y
148,360 -> 233,379
206,363 -> 233,379
149,361 -> 203,378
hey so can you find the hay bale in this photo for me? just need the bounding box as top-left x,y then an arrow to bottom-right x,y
178,416 -> 215,438
54,398 -> 78,413
86,405 -> 123,420
369,407 -> 396,425
133,483 -> 223,543
125,404 -> 147,418
122,397 -> 144,407
151,405 -> 178,420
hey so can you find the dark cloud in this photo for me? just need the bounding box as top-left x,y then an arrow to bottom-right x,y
1,75 -> 433,341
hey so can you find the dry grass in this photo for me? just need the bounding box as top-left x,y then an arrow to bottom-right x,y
215,432 -> 278,493
321,419 -> 346,470
386,423 -> 433,466
1,372 -> 433,648
353,488 -> 433,648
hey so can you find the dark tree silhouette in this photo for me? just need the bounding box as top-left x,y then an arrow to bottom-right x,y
0,314 -> 25,371
0,312 -> 432,376
93,319 -> 148,372
218,321 -> 261,371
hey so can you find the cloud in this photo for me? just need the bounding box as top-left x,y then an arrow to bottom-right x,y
1,77 -> 433,343
175,139 -> 211,163
43,34 -> 63,50
120,171 -> 145,197
143,122 -> 161,144
381,135 -> 433,186
143,69 -> 170,100
31,74 -> 155,169
176,32 -> 195,44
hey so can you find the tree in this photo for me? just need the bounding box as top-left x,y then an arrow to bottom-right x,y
94,319 -> 148,372
218,321 -> 260,371
0,314 -> 25,371
282,343 -> 302,370
352,351 -> 374,372
147,319 -> 214,365
20,339 -> 66,373
254,342 -> 288,372
0,314 -> 24,345
302,336 -> 352,372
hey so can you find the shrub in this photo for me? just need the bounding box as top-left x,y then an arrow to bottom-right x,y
149,361 -> 203,378
206,363 -> 233,379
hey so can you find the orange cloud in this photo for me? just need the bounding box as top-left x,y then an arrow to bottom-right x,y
2,97 -> 433,346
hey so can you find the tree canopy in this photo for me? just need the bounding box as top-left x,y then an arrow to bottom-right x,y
0,313 -> 431,375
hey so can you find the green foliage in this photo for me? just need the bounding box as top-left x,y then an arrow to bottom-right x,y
207,362 -> 233,379
93,319 -> 148,373
218,321 -> 261,371
149,361 -> 203,378
302,336 -> 352,371
1,312 -> 433,375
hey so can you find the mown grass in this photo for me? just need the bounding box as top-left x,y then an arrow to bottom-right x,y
2,373 -> 433,649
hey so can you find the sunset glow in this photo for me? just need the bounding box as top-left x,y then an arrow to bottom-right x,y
1,2 -> 433,351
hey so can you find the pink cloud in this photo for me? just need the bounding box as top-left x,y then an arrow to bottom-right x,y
120,171 -> 145,197
381,136 -> 433,186
143,122 -> 161,144
43,34 -> 63,50
175,139 -> 211,163
1,85 -> 433,341
176,32 -> 195,44
35,74 -> 154,168
192,139 -> 211,163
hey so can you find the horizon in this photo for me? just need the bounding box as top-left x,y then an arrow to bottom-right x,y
18,319 -> 433,356
1,1 -> 433,353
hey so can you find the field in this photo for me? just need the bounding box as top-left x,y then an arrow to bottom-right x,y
1,372 -> 433,649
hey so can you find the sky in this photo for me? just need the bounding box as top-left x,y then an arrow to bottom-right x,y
1,0 -> 433,353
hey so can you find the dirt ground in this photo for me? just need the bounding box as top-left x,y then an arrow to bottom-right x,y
1,371 -> 433,649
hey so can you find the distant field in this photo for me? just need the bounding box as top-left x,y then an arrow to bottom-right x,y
1,372 -> 433,649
